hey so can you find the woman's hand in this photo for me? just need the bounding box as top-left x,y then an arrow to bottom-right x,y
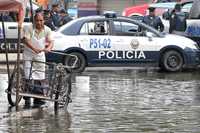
33,47 -> 43,54
43,47 -> 51,53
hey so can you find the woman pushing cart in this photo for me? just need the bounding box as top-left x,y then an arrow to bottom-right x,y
4,2 -> 78,111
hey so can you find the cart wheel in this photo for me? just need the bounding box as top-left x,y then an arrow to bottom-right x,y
54,74 -> 62,110
54,90 -> 59,110
7,68 -> 24,106
54,73 -> 72,110
60,74 -> 72,109
64,52 -> 86,73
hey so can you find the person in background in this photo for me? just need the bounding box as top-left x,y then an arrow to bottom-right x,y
1,12 -> 14,22
169,3 -> 187,35
23,12 -> 53,107
44,10 -> 57,31
142,7 -> 164,32
50,3 -> 61,28
9,12 -> 17,21
59,9 -> 73,26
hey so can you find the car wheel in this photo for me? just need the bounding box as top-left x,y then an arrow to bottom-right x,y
64,52 -> 86,73
161,50 -> 183,72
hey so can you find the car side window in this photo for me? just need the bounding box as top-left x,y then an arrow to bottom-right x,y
113,20 -> 158,37
113,21 -> 142,36
80,21 -> 109,35
0,12 -> 15,22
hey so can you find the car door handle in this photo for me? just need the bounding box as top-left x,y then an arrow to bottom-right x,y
8,26 -> 17,29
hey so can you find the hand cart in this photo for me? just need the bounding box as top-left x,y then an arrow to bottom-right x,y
6,51 -> 78,110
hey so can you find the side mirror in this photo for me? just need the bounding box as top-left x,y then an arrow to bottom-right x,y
146,32 -> 153,41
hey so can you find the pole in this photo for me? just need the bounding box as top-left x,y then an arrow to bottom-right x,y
15,23 -> 22,110
29,0 -> 34,25
1,14 -> 10,81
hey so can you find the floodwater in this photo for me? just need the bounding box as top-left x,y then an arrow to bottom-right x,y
1,68 -> 200,133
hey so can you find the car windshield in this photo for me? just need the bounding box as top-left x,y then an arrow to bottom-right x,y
142,23 -> 164,37
181,3 -> 193,13
57,18 -> 80,33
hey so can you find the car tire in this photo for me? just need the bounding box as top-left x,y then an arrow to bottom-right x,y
161,50 -> 183,72
64,52 -> 86,73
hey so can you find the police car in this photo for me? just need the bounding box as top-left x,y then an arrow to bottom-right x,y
48,12 -> 200,73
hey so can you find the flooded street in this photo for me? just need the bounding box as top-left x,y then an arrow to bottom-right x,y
1,68 -> 200,133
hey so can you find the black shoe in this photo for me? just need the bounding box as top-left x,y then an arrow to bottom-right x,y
33,99 -> 46,108
24,99 -> 31,108
25,99 -> 31,105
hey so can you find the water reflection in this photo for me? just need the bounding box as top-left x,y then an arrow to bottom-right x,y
193,85 -> 200,104
4,109 -> 72,133
1,69 -> 200,132
0,74 -> 9,115
69,70 -> 200,132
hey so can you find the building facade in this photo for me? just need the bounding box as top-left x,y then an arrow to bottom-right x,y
35,0 -> 151,17
78,0 -> 150,17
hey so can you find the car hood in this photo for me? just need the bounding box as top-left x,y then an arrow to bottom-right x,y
52,31 -> 63,40
52,32 -> 78,50
164,34 -> 197,49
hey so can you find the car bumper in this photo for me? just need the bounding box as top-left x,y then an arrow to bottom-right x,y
184,50 -> 200,67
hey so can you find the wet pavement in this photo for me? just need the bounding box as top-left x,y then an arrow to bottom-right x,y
1,67 -> 200,133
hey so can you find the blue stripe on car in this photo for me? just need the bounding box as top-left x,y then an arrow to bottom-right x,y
46,48 -> 200,67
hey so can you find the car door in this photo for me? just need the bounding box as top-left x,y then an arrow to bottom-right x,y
0,22 -> 31,52
109,19 -> 162,65
78,20 -> 115,64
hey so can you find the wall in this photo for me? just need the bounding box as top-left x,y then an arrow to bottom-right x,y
78,0 -> 152,17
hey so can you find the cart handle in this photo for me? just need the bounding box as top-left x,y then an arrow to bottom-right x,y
49,51 -> 78,68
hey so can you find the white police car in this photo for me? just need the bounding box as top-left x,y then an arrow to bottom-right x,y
48,12 -> 200,72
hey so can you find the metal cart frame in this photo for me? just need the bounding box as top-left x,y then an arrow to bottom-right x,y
6,51 -> 78,110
